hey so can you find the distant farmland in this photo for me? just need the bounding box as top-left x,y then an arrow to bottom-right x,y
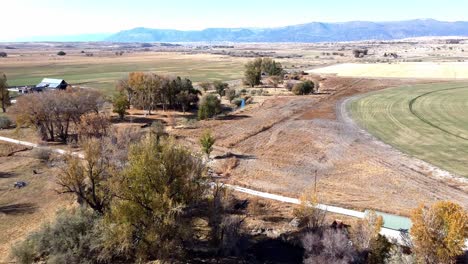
349,82 -> 468,177
0,53 -> 246,94
310,62 -> 468,79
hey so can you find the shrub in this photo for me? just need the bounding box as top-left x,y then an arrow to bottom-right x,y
247,197 -> 271,216
302,228 -> 357,264
32,148 -> 52,162
226,88 -> 237,102
285,81 -> 295,91
0,52 -> 7,58
214,81 -> 229,97
198,94 -> 221,120
57,51 -> 66,56
112,92 -> 130,120
11,208 -> 108,264
293,191 -> 326,232
353,49 -> 368,58
199,82 -> 213,92
292,81 -> 315,95
0,116 -> 12,129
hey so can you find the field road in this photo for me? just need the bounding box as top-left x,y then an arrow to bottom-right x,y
0,135 -> 412,245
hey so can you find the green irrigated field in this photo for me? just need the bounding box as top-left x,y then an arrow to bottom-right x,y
349,82 -> 468,177
1,53 -> 245,95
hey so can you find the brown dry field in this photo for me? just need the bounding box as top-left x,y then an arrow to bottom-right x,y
173,76 -> 468,216
0,143 -> 74,262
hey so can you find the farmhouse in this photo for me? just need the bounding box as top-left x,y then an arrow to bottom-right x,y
35,78 -> 68,91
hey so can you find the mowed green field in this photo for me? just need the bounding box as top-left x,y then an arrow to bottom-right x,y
1,53 -> 245,95
349,82 -> 468,177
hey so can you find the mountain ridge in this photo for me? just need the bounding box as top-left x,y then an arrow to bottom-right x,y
107,19 -> 468,42
6,19 -> 468,43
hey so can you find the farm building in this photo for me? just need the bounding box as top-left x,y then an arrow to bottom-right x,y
35,78 -> 68,91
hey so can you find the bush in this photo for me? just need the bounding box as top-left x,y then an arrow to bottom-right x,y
226,89 -> 237,102
0,52 -> 7,58
232,98 -> 243,107
292,81 -> 315,95
32,148 -> 52,162
198,94 -> 221,120
302,228 -> 357,264
285,81 -> 295,91
57,51 -> 66,56
0,116 -> 12,129
112,92 -> 130,120
214,81 -> 229,97
11,208 -> 109,264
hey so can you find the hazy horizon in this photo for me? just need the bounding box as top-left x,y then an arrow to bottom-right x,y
2,0 -> 468,41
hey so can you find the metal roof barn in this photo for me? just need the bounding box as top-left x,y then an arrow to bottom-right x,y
36,78 -> 68,90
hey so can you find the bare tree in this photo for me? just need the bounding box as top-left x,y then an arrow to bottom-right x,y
57,138 -> 113,214
10,89 -> 104,142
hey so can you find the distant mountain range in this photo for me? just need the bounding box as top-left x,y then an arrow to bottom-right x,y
107,19 -> 468,43
8,19 -> 468,43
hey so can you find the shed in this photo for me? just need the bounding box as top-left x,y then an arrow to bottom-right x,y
36,78 -> 68,90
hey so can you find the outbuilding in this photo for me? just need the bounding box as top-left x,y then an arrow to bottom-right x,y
35,78 -> 68,91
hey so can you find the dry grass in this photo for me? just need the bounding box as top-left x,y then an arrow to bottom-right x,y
173,77 -> 468,215
216,157 -> 240,177
0,150 -> 73,262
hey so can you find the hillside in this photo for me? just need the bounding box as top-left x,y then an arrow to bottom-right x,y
107,19 -> 468,42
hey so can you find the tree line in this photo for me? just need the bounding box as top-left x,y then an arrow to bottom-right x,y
116,72 -> 200,115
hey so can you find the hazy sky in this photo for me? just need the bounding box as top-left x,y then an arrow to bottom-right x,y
2,0 -> 467,41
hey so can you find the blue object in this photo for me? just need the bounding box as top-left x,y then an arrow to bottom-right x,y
240,99 -> 246,108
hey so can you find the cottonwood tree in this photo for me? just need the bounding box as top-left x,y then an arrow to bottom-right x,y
261,58 -> 284,76
76,113 -> 111,140
0,72 -> 10,112
410,201 -> 468,264
244,58 -> 263,87
106,135 -> 207,261
57,138 -> 113,214
128,72 -> 160,115
243,58 -> 283,87
10,89 -> 104,142
126,72 -> 199,113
